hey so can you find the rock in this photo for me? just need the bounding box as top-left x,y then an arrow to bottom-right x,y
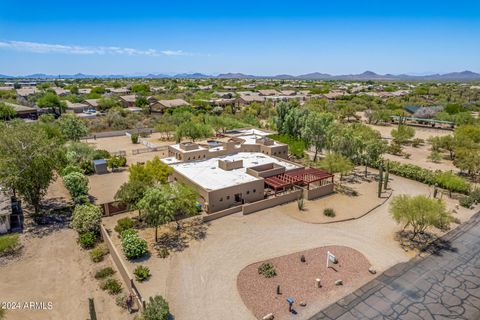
262,313 -> 274,320
300,301 -> 307,307
335,279 -> 343,286
368,266 -> 377,274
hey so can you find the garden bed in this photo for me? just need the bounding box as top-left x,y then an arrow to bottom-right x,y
237,245 -> 374,320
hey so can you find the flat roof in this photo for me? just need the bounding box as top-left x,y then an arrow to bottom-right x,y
170,152 -> 300,191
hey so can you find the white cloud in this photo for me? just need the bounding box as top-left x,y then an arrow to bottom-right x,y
0,40 -> 192,57
160,50 -> 190,56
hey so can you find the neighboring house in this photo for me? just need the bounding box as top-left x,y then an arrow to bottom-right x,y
258,89 -> 280,96
78,88 -> 92,95
237,92 -> 265,105
84,99 -> 100,110
3,102 -> 38,119
119,95 -> 137,108
16,87 -> 39,105
107,87 -> 130,95
51,87 -> 70,96
66,101 -> 89,114
151,99 -> 190,113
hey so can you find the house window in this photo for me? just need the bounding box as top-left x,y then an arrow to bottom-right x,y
226,196 -> 230,200
246,190 -> 250,195
220,198 -> 223,202
253,189 -> 256,193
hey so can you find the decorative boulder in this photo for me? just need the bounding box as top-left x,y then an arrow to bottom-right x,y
262,313 -> 274,320
369,266 -> 377,274
335,279 -> 343,286
300,301 -> 307,307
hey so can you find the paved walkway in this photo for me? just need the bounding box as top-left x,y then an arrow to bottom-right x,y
310,212 -> 480,320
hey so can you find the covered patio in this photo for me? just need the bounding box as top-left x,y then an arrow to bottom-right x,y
264,168 -> 334,194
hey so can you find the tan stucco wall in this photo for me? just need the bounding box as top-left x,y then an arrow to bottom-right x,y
207,180 -> 265,213
242,189 -> 303,215
303,184 -> 335,200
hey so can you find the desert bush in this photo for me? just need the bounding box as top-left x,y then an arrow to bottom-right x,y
95,267 -> 115,279
459,196 -> 475,208
79,231 -> 97,249
121,231 -> 148,260
134,265 -> 151,282
63,172 -> 89,200
388,142 -> 403,155
60,164 -> 83,177
297,197 -> 304,211
70,204 -> 102,234
80,160 -> 94,175
114,217 -> 134,234
131,133 -> 140,144
258,262 -> 277,278
143,295 -> 170,320
0,234 -> 20,255
92,149 -> 111,160
323,208 -> 336,217
157,247 -> 169,259
90,245 -> 108,263
469,188 -> 480,203
115,294 -> 128,309
411,138 -> 424,147
435,172 -> 470,195
101,278 -> 122,295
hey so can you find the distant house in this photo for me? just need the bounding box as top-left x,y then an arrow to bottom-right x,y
151,99 -> 190,113
84,99 -> 100,110
280,90 -> 296,96
66,101 -> 89,114
51,87 -> 70,96
16,87 -> 39,105
78,88 -> 92,95
258,89 -> 280,96
107,87 -> 130,95
119,95 -> 137,108
3,102 -> 38,119
237,92 -> 265,105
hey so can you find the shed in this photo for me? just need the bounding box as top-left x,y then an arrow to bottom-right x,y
92,159 -> 108,174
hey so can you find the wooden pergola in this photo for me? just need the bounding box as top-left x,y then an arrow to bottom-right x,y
264,168 -> 334,192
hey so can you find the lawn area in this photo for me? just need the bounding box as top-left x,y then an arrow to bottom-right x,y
270,134 -> 307,158
0,233 -> 19,254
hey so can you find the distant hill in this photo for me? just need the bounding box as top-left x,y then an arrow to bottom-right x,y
2,70 -> 480,80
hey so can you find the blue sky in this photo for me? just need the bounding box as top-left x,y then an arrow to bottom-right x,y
1,0 -> 479,76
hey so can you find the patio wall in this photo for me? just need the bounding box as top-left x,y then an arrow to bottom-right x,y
303,184 -> 334,200
242,189 -> 302,215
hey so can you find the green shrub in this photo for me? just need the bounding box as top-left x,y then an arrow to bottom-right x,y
435,172 -> 470,195
115,294 -> 128,309
101,278 -> 122,295
411,138 -> 424,147
93,149 -> 111,160
270,134 -> 306,158
60,164 -> 83,177
131,133 -> 139,144
469,188 -> 480,203
134,265 -> 151,282
0,234 -> 20,254
114,217 -> 134,234
121,232 -> 148,260
323,208 -> 336,217
63,172 -> 89,199
143,295 -> 170,320
90,245 -> 108,263
80,160 -> 94,175
70,204 -> 102,234
459,196 -> 475,208
95,267 -> 115,279
0,308 -> 5,319
258,262 -> 277,278
157,247 -> 169,259
120,228 -> 138,239
79,231 -> 97,249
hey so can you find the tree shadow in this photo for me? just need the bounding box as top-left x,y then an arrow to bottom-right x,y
395,230 -> 457,256
153,217 -> 208,254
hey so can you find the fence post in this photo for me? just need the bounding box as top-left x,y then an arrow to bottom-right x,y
88,298 -> 97,320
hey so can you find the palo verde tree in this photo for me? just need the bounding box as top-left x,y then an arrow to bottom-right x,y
137,183 -> 198,242
36,92 -> 66,116
301,112 -> 335,161
389,194 -> 452,239
0,121 -> 63,213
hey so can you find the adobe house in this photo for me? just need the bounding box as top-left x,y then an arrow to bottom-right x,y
161,129 -> 334,214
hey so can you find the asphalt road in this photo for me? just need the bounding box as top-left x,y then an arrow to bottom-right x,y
310,212 -> 480,320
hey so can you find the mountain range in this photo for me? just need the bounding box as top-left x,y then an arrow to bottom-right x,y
1,70 -> 480,81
